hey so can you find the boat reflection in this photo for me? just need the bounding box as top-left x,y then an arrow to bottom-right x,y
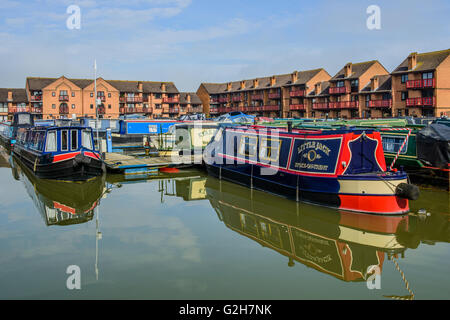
11,157 -> 106,226
206,176 -> 409,282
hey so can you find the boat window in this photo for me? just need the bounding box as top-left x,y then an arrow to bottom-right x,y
45,131 -> 57,152
239,136 -> 257,157
82,130 -> 93,150
61,130 -> 68,151
71,130 -> 78,150
382,136 -> 408,154
259,138 -> 281,162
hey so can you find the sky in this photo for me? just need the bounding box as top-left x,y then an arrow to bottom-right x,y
0,0 -> 449,92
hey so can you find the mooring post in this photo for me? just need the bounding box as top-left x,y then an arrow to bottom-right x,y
106,128 -> 112,153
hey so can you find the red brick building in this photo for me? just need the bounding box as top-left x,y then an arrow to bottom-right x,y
0,88 -> 29,122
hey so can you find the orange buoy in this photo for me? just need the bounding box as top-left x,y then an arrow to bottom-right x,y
160,167 -> 180,173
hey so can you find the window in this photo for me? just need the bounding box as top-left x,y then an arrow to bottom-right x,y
82,130 -> 93,150
155,104 -> 161,109
97,91 -> 105,97
422,72 -> 433,80
72,104 -> 75,109
401,92 -> 408,101
61,130 -> 68,151
337,81 -> 345,88
259,138 -> 281,162
90,104 -> 94,109
108,104 -> 111,109
351,79 -> 359,87
239,136 -> 257,157
382,136 -> 408,154
90,93 -> 94,97
45,131 -> 57,152
72,92 -> 75,97
59,90 -> 68,96
155,93 -> 162,99
52,104 -> 56,109
401,74 -> 408,83
71,130 -> 78,150
52,92 -> 56,97
108,93 -> 111,98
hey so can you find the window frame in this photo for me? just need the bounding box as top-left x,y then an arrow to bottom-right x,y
238,135 -> 258,158
61,130 -> 69,151
259,137 -> 281,162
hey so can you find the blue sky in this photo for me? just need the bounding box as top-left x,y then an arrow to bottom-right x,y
0,0 -> 449,91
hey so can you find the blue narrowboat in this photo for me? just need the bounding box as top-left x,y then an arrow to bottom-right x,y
204,125 -> 419,214
13,125 -> 105,181
0,112 -> 34,151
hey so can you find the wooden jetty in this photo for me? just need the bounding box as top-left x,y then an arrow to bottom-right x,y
104,152 -> 203,174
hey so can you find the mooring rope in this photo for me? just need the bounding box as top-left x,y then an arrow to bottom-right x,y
384,128 -> 412,171
384,256 -> 415,300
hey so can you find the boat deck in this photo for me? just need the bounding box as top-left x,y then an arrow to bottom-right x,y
104,152 -> 202,174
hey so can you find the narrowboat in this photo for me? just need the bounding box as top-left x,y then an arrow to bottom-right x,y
0,112 -> 34,151
12,157 -> 105,226
206,177 -> 408,281
204,125 -> 419,214
13,125 -> 105,181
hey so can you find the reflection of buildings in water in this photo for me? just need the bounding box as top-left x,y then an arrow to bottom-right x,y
206,177 -> 409,282
106,170 -> 208,203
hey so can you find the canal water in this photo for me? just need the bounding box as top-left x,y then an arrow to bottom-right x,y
0,151 -> 448,300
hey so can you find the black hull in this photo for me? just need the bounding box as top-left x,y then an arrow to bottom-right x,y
13,146 -> 105,181
206,164 -> 341,210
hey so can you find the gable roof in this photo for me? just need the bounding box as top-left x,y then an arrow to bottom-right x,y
330,61 -> 380,81
180,92 -> 202,104
360,75 -> 392,93
391,49 -> 450,74
200,68 -> 328,94
307,81 -> 330,97
26,77 -> 179,93
0,88 -> 28,103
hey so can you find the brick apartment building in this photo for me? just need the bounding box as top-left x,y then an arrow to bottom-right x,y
197,48 -> 450,119
390,49 -> 450,117
197,68 -> 331,118
0,88 -> 29,122
179,92 -> 203,114
24,76 -> 185,120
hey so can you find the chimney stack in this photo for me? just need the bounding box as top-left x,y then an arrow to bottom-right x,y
138,81 -> 143,92
187,93 -> 191,103
371,76 -> 379,91
270,76 -> 276,87
161,83 -> 166,92
240,81 -> 246,90
315,82 -> 323,95
7,90 -> 13,101
227,82 -> 232,91
291,71 -> 298,84
344,63 -> 353,78
253,79 -> 259,88
408,52 -> 418,70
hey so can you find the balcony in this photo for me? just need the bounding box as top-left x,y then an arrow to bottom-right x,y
31,107 -> 42,114
98,106 -> 106,115
163,97 -> 180,103
261,105 -> 280,112
251,94 -> 264,101
289,90 -> 306,97
312,103 -> 329,110
119,96 -> 143,103
30,95 -> 42,102
406,79 -> 436,89
168,108 -> 179,114
289,104 -> 306,111
232,96 -> 241,102
210,97 -> 219,103
120,107 -> 152,114
9,107 -> 31,113
368,99 -> 392,108
97,96 -> 106,102
217,97 -> 228,103
59,95 -> 69,102
328,101 -> 359,109
329,87 -> 349,94
268,92 -> 281,99
406,97 -> 436,107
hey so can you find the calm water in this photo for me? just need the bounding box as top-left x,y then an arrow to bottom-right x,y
0,150 -> 449,300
